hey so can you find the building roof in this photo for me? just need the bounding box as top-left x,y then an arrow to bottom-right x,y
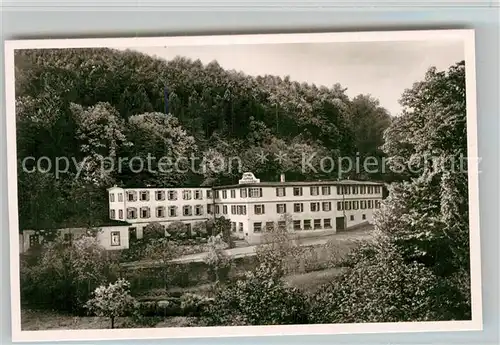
20,219 -> 131,232
107,185 -> 212,191
212,179 -> 384,190
107,177 -> 384,191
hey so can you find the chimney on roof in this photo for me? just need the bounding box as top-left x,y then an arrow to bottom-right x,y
280,173 -> 285,183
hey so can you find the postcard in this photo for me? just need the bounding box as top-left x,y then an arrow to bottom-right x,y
4,29 -> 482,342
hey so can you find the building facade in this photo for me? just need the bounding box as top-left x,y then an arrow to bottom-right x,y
107,186 -> 213,240
20,173 -> 384,253
107,172 -> 384,244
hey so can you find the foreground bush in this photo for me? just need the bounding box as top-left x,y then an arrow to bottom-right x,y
20,235 -> 119,313
204,263 -> 309,326
309,237 -> 470,323
180,293 -> 214,316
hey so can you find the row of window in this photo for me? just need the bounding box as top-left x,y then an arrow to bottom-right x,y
215,199 -> 380,216
111,184 -> 382,203
112,198 -> 382,220
247,218 -> 334,233
127,224 -> 190,241
111,205 -> 207,220
249,214 -> 368,233
216,185 -> 382,199
110,189 -> 210,203
337,199 -> 381,211
28,233 -> 79,247
337,185 -> 381,195
216,188 -> 263,199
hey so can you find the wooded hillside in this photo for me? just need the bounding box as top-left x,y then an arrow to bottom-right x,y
15,48 -> 392,230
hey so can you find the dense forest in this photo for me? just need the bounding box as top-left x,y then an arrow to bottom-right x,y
15,48 -> 393,230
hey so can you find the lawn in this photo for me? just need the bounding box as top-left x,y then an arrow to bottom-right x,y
284,267 -> 347,293
21,309 -> 200,330
22,309 -> 125,330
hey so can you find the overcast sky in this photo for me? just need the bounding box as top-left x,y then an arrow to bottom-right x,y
128,39 -> 464,116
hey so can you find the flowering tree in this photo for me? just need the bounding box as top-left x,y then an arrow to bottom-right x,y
85,279 -> 137,329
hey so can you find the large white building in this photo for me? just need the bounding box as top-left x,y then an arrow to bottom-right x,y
19,173 -> 385,253
107,172 -> 384,245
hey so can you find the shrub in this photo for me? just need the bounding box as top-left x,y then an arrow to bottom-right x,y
176,244 -> 206,255
136,298 -> 182,317
20,235 -> 119,313
255,224 -> 302,277
127,313 -> 162,328
119,237 -> 148,262
192,221 -> 209,238
142,222 -> 166,241
167,221 -> 189,240
204,263 -> 310,326
308,237 -> 470,324
180,293 -> 214,316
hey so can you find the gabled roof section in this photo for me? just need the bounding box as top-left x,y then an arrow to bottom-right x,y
213,179 -> 384,190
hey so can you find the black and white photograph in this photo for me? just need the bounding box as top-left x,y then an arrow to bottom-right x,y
5,30 -> 481,342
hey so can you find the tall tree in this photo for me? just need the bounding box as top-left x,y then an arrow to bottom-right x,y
69,102 -> 130,185
121,112 -> 197,187
376,61 -> 470,310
